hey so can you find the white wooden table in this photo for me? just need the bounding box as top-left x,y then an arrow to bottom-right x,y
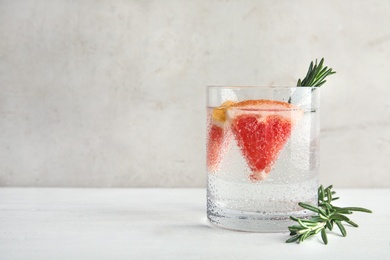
0,188 -> 388,259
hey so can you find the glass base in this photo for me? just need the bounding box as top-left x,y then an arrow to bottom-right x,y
207,203 -> 313,233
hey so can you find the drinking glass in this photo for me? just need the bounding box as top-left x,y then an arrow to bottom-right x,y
206,86 -> 320,232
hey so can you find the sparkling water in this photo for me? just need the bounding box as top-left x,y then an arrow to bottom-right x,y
207,106 -> 319,232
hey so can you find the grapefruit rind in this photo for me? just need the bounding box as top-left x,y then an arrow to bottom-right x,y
227,99 -> 303,126
212,100 -> 236,123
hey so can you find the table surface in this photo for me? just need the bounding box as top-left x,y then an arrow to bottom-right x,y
0,188 -> 388,259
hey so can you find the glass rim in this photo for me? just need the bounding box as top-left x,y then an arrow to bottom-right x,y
207,86 -> 318,89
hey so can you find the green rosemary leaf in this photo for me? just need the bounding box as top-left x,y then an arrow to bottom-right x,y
326,221 -> 333,231
301,230 -> 313,241
345,220 -> 359,228
322,201 -> 333,211
314,227 -> 323,234
300,218 -> 322,224
315,80 -> 326,87
327,189 -> 332,202
325,185 -> 333,190
319,185 -> 325,201
335,220 -> 347,237
298,79 -> 303,87
298,202 -> 323,214
297,218 -> 309,228
341,207 -> 373,213
286,235 -> 300,243
304,232 -> 317,240
318,187 -> 323,200
303,61 -> 314,84
321,229 -> 328,245
331,213 -> 351,222
310,217 -> 325,222
318,58 -> 325,70
299,231 -> 311,242
289,225 -> 305,232
336,209 -> 353,214
305,67 -> 317,85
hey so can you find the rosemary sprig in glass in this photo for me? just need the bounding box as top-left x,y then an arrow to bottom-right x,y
297,58 -> 336,87
288,58 -> 336,104
286,185 -> 372,245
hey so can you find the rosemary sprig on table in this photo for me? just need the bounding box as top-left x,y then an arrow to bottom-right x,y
286,185 -> 372,245
297,58 -> 336,87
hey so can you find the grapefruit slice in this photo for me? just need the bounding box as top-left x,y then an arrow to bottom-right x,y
228,100 -> 303,181
207,100 -> 236,171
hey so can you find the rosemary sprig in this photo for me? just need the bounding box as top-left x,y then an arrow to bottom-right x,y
286,185 -> 372,245
297,58 -> 336,87
288,58 -> 336,104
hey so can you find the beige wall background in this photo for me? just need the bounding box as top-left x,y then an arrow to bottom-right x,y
1,0 -> 389,187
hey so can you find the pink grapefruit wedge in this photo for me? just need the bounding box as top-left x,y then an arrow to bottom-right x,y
207,100 -> 236,171
228,100 -> 303,181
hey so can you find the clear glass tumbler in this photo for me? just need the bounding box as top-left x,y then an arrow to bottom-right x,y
206,86 -> 320,232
